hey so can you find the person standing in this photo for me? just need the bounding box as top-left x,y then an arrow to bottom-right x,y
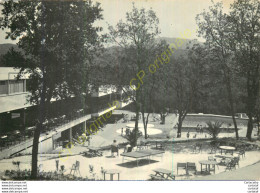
199,125 -> 202,134
55,160 -> 59,172
111,140 -> 119,157
121,128 -> 124,136
187,132 -> 190,138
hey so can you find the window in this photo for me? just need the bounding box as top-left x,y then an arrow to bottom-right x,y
0,81 -> 8,95
8,80 -> 26,94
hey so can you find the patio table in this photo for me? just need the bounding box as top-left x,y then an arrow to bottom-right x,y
199,160 -> 218,174
104,169 -> 120,181
152,168 -> 175,180
121,152 -> 151,167
121,150 -> 165,167
153,139 -> 168,149
138,149 -> 165,160
219,146 -> 236,155
215,154 -> 234,159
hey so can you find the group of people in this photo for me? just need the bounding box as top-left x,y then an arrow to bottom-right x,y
196,124 -> 204,134
185,124 -> 207,139
121,127 -> 130,136
111,140 -> 132,157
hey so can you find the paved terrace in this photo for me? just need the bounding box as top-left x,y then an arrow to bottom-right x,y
0,148 -> 259,180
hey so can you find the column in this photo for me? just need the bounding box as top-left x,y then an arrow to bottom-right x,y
23,109 -> 26,127
83,121 -> 86,134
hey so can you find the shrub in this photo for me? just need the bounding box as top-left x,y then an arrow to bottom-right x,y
206,121 -> 223,140
122,128 -> 142,147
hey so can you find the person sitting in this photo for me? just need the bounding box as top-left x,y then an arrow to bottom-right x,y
111,140 -> 119,157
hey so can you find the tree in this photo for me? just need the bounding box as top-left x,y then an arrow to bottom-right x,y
229,0 -> 260,140
108,3 -> 163,142
172,56 -> 201,138
0,0 -> 103,178
196,1 -> 240,139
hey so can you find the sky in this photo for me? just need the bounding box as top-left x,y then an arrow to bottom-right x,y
0,0 -> 235,44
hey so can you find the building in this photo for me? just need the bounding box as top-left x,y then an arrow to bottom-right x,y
0,67 -> 132,159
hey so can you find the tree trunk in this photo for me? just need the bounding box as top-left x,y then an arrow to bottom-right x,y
231,113 -> 239,139
160,114 -> 166,124
141,112 -> 147,139
246,115 -> 254,141
31,123 -> 41,179
224,69 -> 239,140
134,101 -> 139,146
31,54 -> 46,179
257,118 -> 259,136
141,112 -> 150,139
177,115 -> 183,138
257,115 -> 260,136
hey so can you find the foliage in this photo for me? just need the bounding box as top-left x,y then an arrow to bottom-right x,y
206,121 -> 223,140
108,3 -> 165,140
0,0 -> 103,178
122,129 -> 142,147
196,1 -> 240,139
196,0 -> 260,140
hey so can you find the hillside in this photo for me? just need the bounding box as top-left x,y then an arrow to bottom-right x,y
157,37 -> 200,49
0,37 -> 200,67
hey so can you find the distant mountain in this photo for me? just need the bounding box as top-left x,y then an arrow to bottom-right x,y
0,37 -> 201,67
157,37 -> 200,50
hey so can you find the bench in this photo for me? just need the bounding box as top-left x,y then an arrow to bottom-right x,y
150,174 -> 165,181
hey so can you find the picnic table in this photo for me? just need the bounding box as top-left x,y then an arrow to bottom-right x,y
151,168 -> 175,180
219,146 -> 236,155
199,160 -> 218,174
87,147 -> 103,157
152,139 -> 168,150
104,169 -> 120,181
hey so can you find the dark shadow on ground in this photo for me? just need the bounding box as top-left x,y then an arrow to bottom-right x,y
116,159 -> 159,168
105,155 -> 118,158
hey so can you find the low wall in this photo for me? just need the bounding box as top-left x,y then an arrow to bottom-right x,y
0,136 -> 53,160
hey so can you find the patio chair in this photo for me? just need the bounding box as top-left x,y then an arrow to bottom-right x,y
132,146 -> 138,151
38,164 -> 44,176
225,159 -> 236,171
193,143 -> 202,153
209,145 -> 217,154
177,163 -> 187,175
70,161 -> 81,177
238,149 -> 246,158
186,162 -> 197,175
124,145 -> 132,153
233,157 -> 240,168
111,145 -> 119,156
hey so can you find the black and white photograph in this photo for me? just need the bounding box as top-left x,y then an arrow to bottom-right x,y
0,0 -> 259,191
